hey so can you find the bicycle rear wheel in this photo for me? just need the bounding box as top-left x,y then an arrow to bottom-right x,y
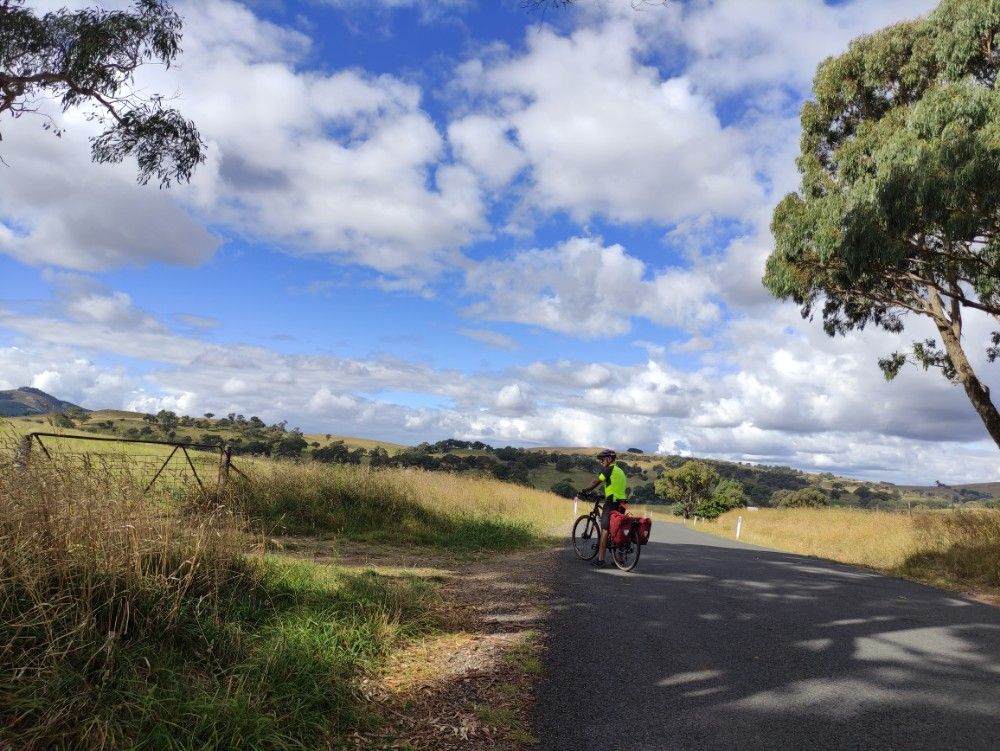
572,515 -> 601,560
612,538 -> 640,571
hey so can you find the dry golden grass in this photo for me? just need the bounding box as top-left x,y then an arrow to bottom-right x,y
236,461 -> 680,545
3,419 -> 194,456
904,509 -> 1000,589
303,432 -> 407,454
712,507 -> 916,569
0,448 -> 246,635
708,507 -> 1000,592
0,446 -> 251,746
0,443 -> 452,750
235,460 -> 578,540
382,466 -> 573,530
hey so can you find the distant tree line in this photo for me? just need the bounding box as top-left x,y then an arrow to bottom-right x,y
53,414 -> 997,509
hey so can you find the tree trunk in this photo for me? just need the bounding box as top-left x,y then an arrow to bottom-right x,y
935,318 -> 1000,450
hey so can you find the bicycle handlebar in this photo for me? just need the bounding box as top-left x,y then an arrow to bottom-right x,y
574,491 -> 604,507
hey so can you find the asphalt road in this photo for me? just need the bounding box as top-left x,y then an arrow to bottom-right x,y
533,521 -> 1000,750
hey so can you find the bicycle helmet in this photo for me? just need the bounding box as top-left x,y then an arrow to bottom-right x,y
597,449 -> 617,460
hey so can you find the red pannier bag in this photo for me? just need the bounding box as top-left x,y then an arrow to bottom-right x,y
609,509 -> 631,545
634,516 -> 652,545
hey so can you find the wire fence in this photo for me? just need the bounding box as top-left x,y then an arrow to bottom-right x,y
13,432 -> 241,494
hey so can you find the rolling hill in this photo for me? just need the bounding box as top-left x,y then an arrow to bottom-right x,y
0,387 -> 86,417
3,390 -> 996,510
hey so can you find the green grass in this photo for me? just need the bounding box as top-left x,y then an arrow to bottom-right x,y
0,430 -> 573,749
0,450 -> 447,751
1,553 -> 440,751
230,463 -> 559,556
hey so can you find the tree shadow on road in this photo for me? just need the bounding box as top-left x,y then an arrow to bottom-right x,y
535,537 -> 1000,750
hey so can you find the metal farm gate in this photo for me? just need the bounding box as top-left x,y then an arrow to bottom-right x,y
12,432 -> 243,494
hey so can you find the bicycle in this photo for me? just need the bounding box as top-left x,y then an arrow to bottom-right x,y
571,492 -> 641,572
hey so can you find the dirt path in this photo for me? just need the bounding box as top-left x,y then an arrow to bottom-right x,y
272,537 -> 562,750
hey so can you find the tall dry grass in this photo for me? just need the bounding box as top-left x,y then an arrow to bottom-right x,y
0,449 -> 248,748
902,509 -> 1000,588
379,465 -> 573,531
712,508 -> 916,569
230,461 -> 575,551
0,444 -> 445,750
711,507 -> 1000,591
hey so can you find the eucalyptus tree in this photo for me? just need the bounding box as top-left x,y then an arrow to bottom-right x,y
655,460 -> 719,519
765,0 -> 1000,449
0,0 -> 203,186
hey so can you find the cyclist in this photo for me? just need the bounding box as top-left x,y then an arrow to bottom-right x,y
580,448 -> 627,567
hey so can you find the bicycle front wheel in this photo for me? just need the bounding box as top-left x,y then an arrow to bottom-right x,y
572,515 -> 601,560
612,538 -> 641,571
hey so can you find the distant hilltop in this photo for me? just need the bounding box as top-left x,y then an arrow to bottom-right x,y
0,387 -> 86,417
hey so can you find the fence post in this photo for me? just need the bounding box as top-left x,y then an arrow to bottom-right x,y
217,446 -> 232,495
14,435 -> 32,472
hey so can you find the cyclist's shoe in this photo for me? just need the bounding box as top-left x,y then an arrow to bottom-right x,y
591,559 -> 606,567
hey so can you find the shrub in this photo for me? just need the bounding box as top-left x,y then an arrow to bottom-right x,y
550,479 -> 577,498
773,487 -> 829,508
695,478 -> 747,520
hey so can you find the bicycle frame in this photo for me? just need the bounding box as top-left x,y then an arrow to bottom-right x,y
571,493 -> 640,571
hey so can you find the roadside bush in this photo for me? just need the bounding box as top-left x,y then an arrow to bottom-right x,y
550,479 -> 577,498
695,478 -> 747,520
772,487 -> 829,508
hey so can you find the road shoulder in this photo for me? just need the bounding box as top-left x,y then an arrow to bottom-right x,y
273,537 -> 561,750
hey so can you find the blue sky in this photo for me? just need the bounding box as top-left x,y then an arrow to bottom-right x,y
3,0 -> 999,484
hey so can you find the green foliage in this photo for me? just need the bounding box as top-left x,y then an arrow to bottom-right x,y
765,0 -> 1000,447
656,460 -> 719,518
368,445 -> 390,468
2,556 -> 438,750
312,440 -> 364,464
550,479 -> 577,498
554,455 -> 575,473
274,431 -> 308,458
0,0 -> 205,186
232,468 -> 536,554
772,486 -> 830,508
695,478 -> 748,520
156,409 -> 179,432
629,481 -> 658,501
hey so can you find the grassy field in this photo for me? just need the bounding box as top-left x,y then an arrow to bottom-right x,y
232,461 -> 577,554
705,507 -> 1000,593
5,413 -> 406,456
0,433 -> 576,750
5,413 -> 996,748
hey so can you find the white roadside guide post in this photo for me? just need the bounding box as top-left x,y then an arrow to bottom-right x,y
736,515 -> 743,540
573,496 -> 578,517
